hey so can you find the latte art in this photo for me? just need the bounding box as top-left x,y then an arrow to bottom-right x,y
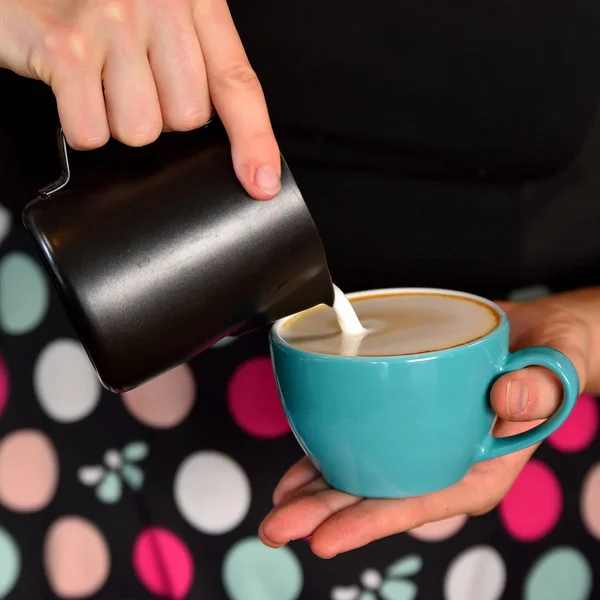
280,292 -> 500,357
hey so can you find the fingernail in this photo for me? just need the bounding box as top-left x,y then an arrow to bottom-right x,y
506,380 -> 528,415
255,166 -> 281,196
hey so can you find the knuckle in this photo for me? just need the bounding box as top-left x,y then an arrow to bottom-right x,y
101,0 -> 128,23
165,104 -> 212,131
330,513 -> 362,543
67,130 -> 109,150
247,129 -> 278,146
545,312 -> 582,339
535,303 -> 587,340
112,121 -> 162,147
217,62 -> 261,91
537,307 -> 589,375
35,26 -> 102,85
530,374 -> 560,404
42,27 -> 91,67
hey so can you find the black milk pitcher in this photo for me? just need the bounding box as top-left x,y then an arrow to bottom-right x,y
22,122 -> 333,392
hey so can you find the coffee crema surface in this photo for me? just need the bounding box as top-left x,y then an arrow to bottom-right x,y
280,293 -> 500,356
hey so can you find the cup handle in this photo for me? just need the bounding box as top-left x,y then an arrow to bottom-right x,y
475,346 -> 580,462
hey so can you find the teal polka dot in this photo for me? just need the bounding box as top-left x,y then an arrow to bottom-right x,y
96,471 -> 123,504
0,252 -> 49,335
222,537 -> 303,600
211,336 -> 236,349
506,285 -> 551,303
0,527 -> 21,598
524,546 -> 592,600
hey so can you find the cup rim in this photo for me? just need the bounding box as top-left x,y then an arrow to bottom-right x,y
271,287 -> 507,361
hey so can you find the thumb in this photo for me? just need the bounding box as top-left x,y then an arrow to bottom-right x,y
491,303 -> 588,422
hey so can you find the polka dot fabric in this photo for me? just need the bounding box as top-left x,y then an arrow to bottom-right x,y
499,460 -> 562,542
0,204 -> 599,600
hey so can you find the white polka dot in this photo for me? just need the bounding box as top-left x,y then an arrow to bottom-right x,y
174,451 -> 250,534
0,205 -> 10,246
444,546 -> 506,600
34,339 -> 101,423
360,569 -> 382,590
103,450 -> 121,470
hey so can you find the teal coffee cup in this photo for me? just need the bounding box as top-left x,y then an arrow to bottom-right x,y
269,288 -> 579,498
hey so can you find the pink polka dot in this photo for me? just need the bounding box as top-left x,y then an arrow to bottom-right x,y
122,364 -> 195,429
45,516 -> 110,598
408,514 -> 468,541
0,353 -> 8,419
133,527 -> 194,599
547,394 -> 598,453
227,357 -> 290,438
0,430 -> 59,512
581,463 -> 600,541
499,459 -> 562,542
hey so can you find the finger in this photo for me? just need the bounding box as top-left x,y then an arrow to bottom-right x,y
307,484 -> 473,558
309,432 -> 539,558
102,47 -> 163,146
48,37 -> 110,149
273,457 -> 320,506
260,479 -> 361,548
491,307 -> 588,421
308,416 -> 542,558
53,71 -> 111,150
263,419 -> 540,556
491,367 -> 563,421
148,8 -> 212,131
193,0 -> 281,200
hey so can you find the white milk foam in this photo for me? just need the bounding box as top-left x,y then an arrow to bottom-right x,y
333,285 -> 366,335
282,291 -> 499,357
331,286 -> 368,355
